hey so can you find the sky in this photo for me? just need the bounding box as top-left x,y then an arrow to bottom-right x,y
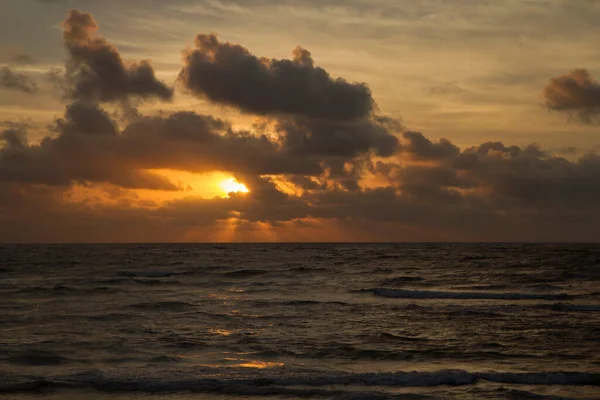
1,0 -> 600,242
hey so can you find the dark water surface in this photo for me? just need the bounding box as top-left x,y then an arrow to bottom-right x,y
1,243 -> 599,399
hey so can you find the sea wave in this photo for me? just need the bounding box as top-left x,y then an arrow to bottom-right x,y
1,369 -> 598,395
295,347 -> 539,361
15,285 -> 116,295
0,379 -> 429,400
379,276 -> 425,286
127,301 -> 195,311
3,351 -> 80,367
118,270 -> 183,278
361,288 -> 573,300
548,303 -> 600,312
223,269 -> 269,278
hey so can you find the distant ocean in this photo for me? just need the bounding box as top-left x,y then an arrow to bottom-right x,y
1,243 -> 599,400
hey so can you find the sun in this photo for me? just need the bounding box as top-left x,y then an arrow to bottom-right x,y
220,178 -> 249,195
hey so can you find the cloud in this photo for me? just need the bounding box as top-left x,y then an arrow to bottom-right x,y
452,142 -> 600,207
3,8 -> 600,242
401,131 -> 459,160
288,175 -> 322,191
179,34 -> 375,120
365,138 -> 600,235
117,110 -> 322,177
1,10 -> 401,193
0,121 -> 30,149
61,9 -> 173,102
0,66 -> 37,93
3,132 -> 600,242
11,54 -> 34,65
277,115 -> 401,158
0,102 -> 179,190
0,82 -> 401,191
0,101 -> 335,189
542,69 -> 600,123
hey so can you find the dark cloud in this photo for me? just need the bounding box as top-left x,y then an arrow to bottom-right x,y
116,111 -> 323,176
401,131 -> 459,160
396,165 -> 462,201
0,102 -> 178,190
0,66 -> 37,93
1,121 -> 30,149
322,158 -> 365,192
57,100 -> 119,137
367,138 -> 600,232
278,115 -> 401,158
452,142 -> 600,207
288,175 -> 322,191
542,69 -> 600,123
0,103 -> 333,190
179,34 -> 375,120
61,9 -> 173,102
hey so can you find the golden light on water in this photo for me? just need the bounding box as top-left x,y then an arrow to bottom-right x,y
220,178 -> 250,194
238,361 -> 285,369
209,328 -> 233,336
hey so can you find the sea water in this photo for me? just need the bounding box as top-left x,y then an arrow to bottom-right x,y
1,243 -> 599,399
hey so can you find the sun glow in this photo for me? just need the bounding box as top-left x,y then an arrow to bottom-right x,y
221,178 -> 249,194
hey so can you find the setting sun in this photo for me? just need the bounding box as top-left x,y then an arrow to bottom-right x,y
221,178 -> 249,195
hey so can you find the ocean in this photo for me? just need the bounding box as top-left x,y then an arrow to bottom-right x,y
1,243 -> 599,400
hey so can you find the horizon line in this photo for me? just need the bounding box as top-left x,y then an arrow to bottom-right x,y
1,241 -> 599,245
